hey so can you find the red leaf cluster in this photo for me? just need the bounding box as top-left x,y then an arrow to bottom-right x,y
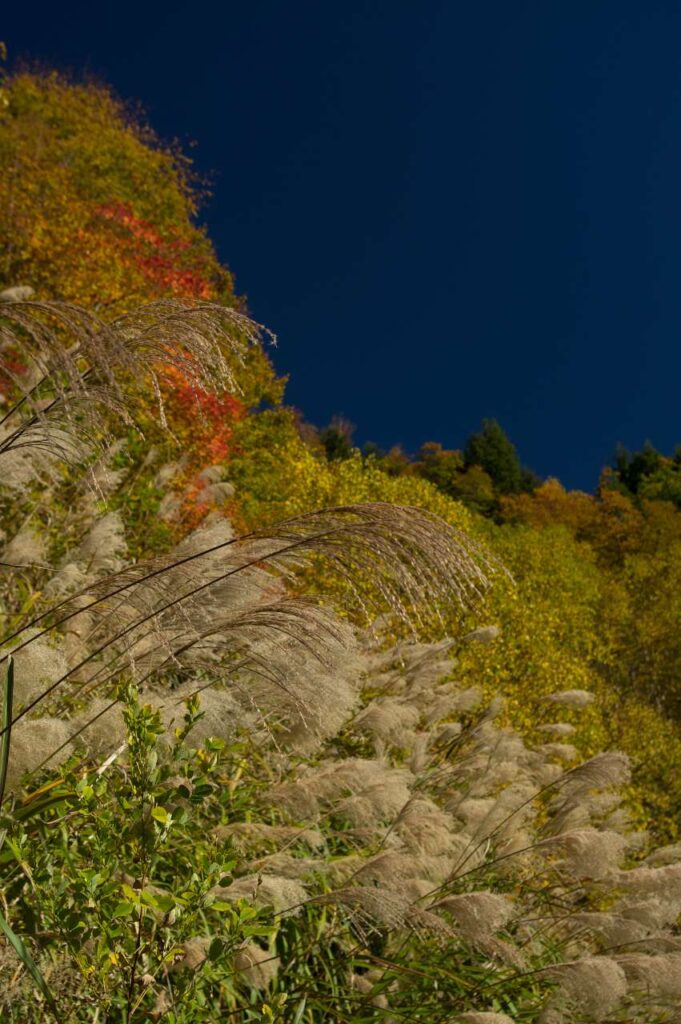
97,203 -> 214,300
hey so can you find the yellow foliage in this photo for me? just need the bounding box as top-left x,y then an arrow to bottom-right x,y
0,71 -> 234,310
460,521 -> 681,837
229,411 -> 473,533
230,418 -> 681,837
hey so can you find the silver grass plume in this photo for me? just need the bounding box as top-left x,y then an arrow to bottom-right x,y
210,875 -> 307,916
2,503 -> 494,763
0,299 -> 272,468
352,696 -> 420,750
233,942 -> 280,989
536,828 -> 627,881
1,524 -> 48,567
431,891 -> 515,940
644,843 -> 681,867
171,937 -> 212,972
537,722 -> 577,738
4,717 -> 74,790
430,891 -> 522,965
564,751 -> 631,791
278,757 -> 414,828
310,886 -> 451,942
615,863 -> 681,901
350,972 -> 390,1012
542,753 -> 631,836
394,798 -> 460,857
214,822 -> 325,854
565,911 -> 658,951
353,850 -> 454,888
461,625 -> 501,645
539,742 -> 578,762
615,953 -> 681,1000
615,896 -> 681,931
244,852 -> 328,880
540,957 -> 627,1021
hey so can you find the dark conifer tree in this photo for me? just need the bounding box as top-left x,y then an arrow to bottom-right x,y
464,418 -> 526,494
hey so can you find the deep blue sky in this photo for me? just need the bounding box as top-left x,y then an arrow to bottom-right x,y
5,1 -> 681,489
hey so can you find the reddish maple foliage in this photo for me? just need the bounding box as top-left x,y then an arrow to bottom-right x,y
173,377 -> 245,461
98,203 -> 214,300
0,350 -> 28,400
161,365 -> 246,528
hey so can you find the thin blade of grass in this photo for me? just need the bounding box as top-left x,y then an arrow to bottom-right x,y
0,656 -> 13,806
0,658 -> 58,1015
0,905 -> 58,1016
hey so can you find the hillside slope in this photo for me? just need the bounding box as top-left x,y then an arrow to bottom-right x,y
2,68 -> 681,1023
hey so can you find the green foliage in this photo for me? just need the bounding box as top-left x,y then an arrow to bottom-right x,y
464,418 -> 532,495
317,417 -> 355,462
417,442 -> 496,514
227,409 -> 475,534
405,423 -> 537,515
0,688 -> 266,1021
611,441 -> 681,508
0,906 -> 57,1018
612,441 -> 664,496
224,408 -> 681,841
0,685 -> 552,1023
462,520 -> 681,837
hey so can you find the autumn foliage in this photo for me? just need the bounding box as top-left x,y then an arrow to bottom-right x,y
0,71 -> 233,311
0,69 -> 285,531
6,60 -> 681,1023
3,64 -> 681,842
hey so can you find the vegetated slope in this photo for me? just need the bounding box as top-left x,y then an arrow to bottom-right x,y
0,68 -> 234,310
2,67 -> 681,840
3,300 -> 681,1023
2,66 -> 681,1021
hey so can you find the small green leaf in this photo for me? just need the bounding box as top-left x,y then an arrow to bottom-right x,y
111,902 -> 134,918
243,924 -> 274,939
238,904 -> 258,922
209,901 -> 234,912
192,784 -> 213,798
153,893 -> 175,913
151,805 -> 170,825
